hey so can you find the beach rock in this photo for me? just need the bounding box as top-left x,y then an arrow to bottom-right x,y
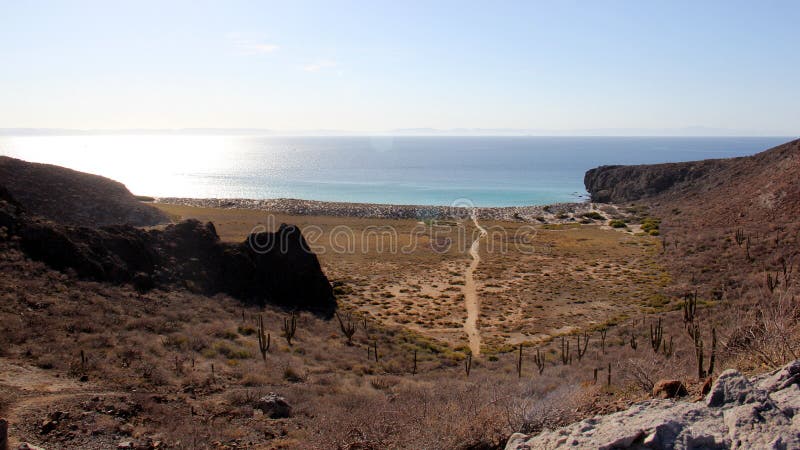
506,360 -> 800,450
254,393 -> 292,419
652,380 -> 688,399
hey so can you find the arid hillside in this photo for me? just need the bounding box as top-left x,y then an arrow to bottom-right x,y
586,138 -> 800,289
0,156 -> 169,227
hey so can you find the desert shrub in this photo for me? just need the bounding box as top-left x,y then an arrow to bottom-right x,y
609,219 -> 627,228
640,217 -> 661,233
283,365 -> 305,382
214,341 -> 252,359
582,211 -> 605,220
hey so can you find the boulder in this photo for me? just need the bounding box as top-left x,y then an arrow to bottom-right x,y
506,360 -> 800,449
652,380 -> 687,399
17,444 -> 46,450
254,393 -> 292,419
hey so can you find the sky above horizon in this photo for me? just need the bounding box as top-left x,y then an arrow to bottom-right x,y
1,1 -> 799,135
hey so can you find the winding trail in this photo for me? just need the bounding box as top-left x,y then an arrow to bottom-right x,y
0,358 -> 128,448
463,212 -> 487,356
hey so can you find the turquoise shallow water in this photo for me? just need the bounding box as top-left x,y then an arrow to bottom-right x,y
0,135 -> 792,206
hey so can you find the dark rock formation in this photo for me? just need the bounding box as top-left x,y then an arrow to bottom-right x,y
254,393 -> 292,419
0,189 -> 335,315
0,156 -> 169,227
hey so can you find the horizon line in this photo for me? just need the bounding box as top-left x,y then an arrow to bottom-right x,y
1,127 -> 798,138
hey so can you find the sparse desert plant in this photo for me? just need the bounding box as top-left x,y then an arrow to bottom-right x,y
694,326 -> 717,379
560,336 -> 571,365
576,332 -> 589,361
283,312 -> 297,345
534,348 -> 546,375
257,314 -> 270,360
609,219 -> 626,228
336,311 -> 357,345
599,328 -> 608,354
650,318 -> 663,353
683,291 -> 697,325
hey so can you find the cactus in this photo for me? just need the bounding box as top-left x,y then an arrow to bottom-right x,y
650,318 -> 663,353
629,332 -> 638,350
607,362 -> 612,386
412,350 -> 417,375
599,328 -> 608,355
767,270 -> 779,294
534,348 -> 546,375
683,291 -> 697,325
257,314 -> 271,360
781,257 -> 793,286
560,336 -> 571,365
283,312 -> 297,346
735,228 -> 745,246
517,344 -> 523,378
662,335 -> 674,358
694,327 -> 717,379
746,235 -> 752,261
335,311 -> 357,345
576,332 -> 589,361
464,352 -> 472,376
373,340 -> 379,362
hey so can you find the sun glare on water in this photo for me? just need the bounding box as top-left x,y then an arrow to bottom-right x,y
0,135 -> 243,197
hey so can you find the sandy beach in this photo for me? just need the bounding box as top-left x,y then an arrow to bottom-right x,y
154,196 -> 603,223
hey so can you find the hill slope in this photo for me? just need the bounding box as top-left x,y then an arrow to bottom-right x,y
584,138 -> 800,225
0,156 -> 168,227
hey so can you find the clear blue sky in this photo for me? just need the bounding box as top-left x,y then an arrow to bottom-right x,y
1,1 -> 798,134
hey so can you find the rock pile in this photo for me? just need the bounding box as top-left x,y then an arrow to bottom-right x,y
506,360 -> 800,449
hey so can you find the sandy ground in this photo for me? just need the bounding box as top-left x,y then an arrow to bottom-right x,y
153,202 -> 667,355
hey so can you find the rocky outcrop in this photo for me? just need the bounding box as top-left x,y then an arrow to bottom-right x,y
0,156 -> 168,227
254,393 -> 292,419
506,360 -> 800,450
583,159 -> 730,203
583,138 -> 800,205
0,189 -> 335,314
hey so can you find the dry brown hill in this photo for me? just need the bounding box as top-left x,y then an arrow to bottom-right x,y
586,138 -> 800,291
0,156 -> 168,227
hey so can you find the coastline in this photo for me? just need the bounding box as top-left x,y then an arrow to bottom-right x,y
153,196 -> 600,222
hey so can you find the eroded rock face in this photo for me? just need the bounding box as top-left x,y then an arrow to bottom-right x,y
506,360 -> 800,450
583,159 -> 727,204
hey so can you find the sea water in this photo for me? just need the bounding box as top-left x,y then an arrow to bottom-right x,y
0,135 -> 791,207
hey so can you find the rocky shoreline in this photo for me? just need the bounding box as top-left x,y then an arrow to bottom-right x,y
154,197 -> 599,222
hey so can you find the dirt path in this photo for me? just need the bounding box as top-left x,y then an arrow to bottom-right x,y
463,213 -> 487,356
0,358 -> 126,448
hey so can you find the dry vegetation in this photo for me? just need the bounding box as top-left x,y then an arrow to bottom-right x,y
1,196 -> 798,449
